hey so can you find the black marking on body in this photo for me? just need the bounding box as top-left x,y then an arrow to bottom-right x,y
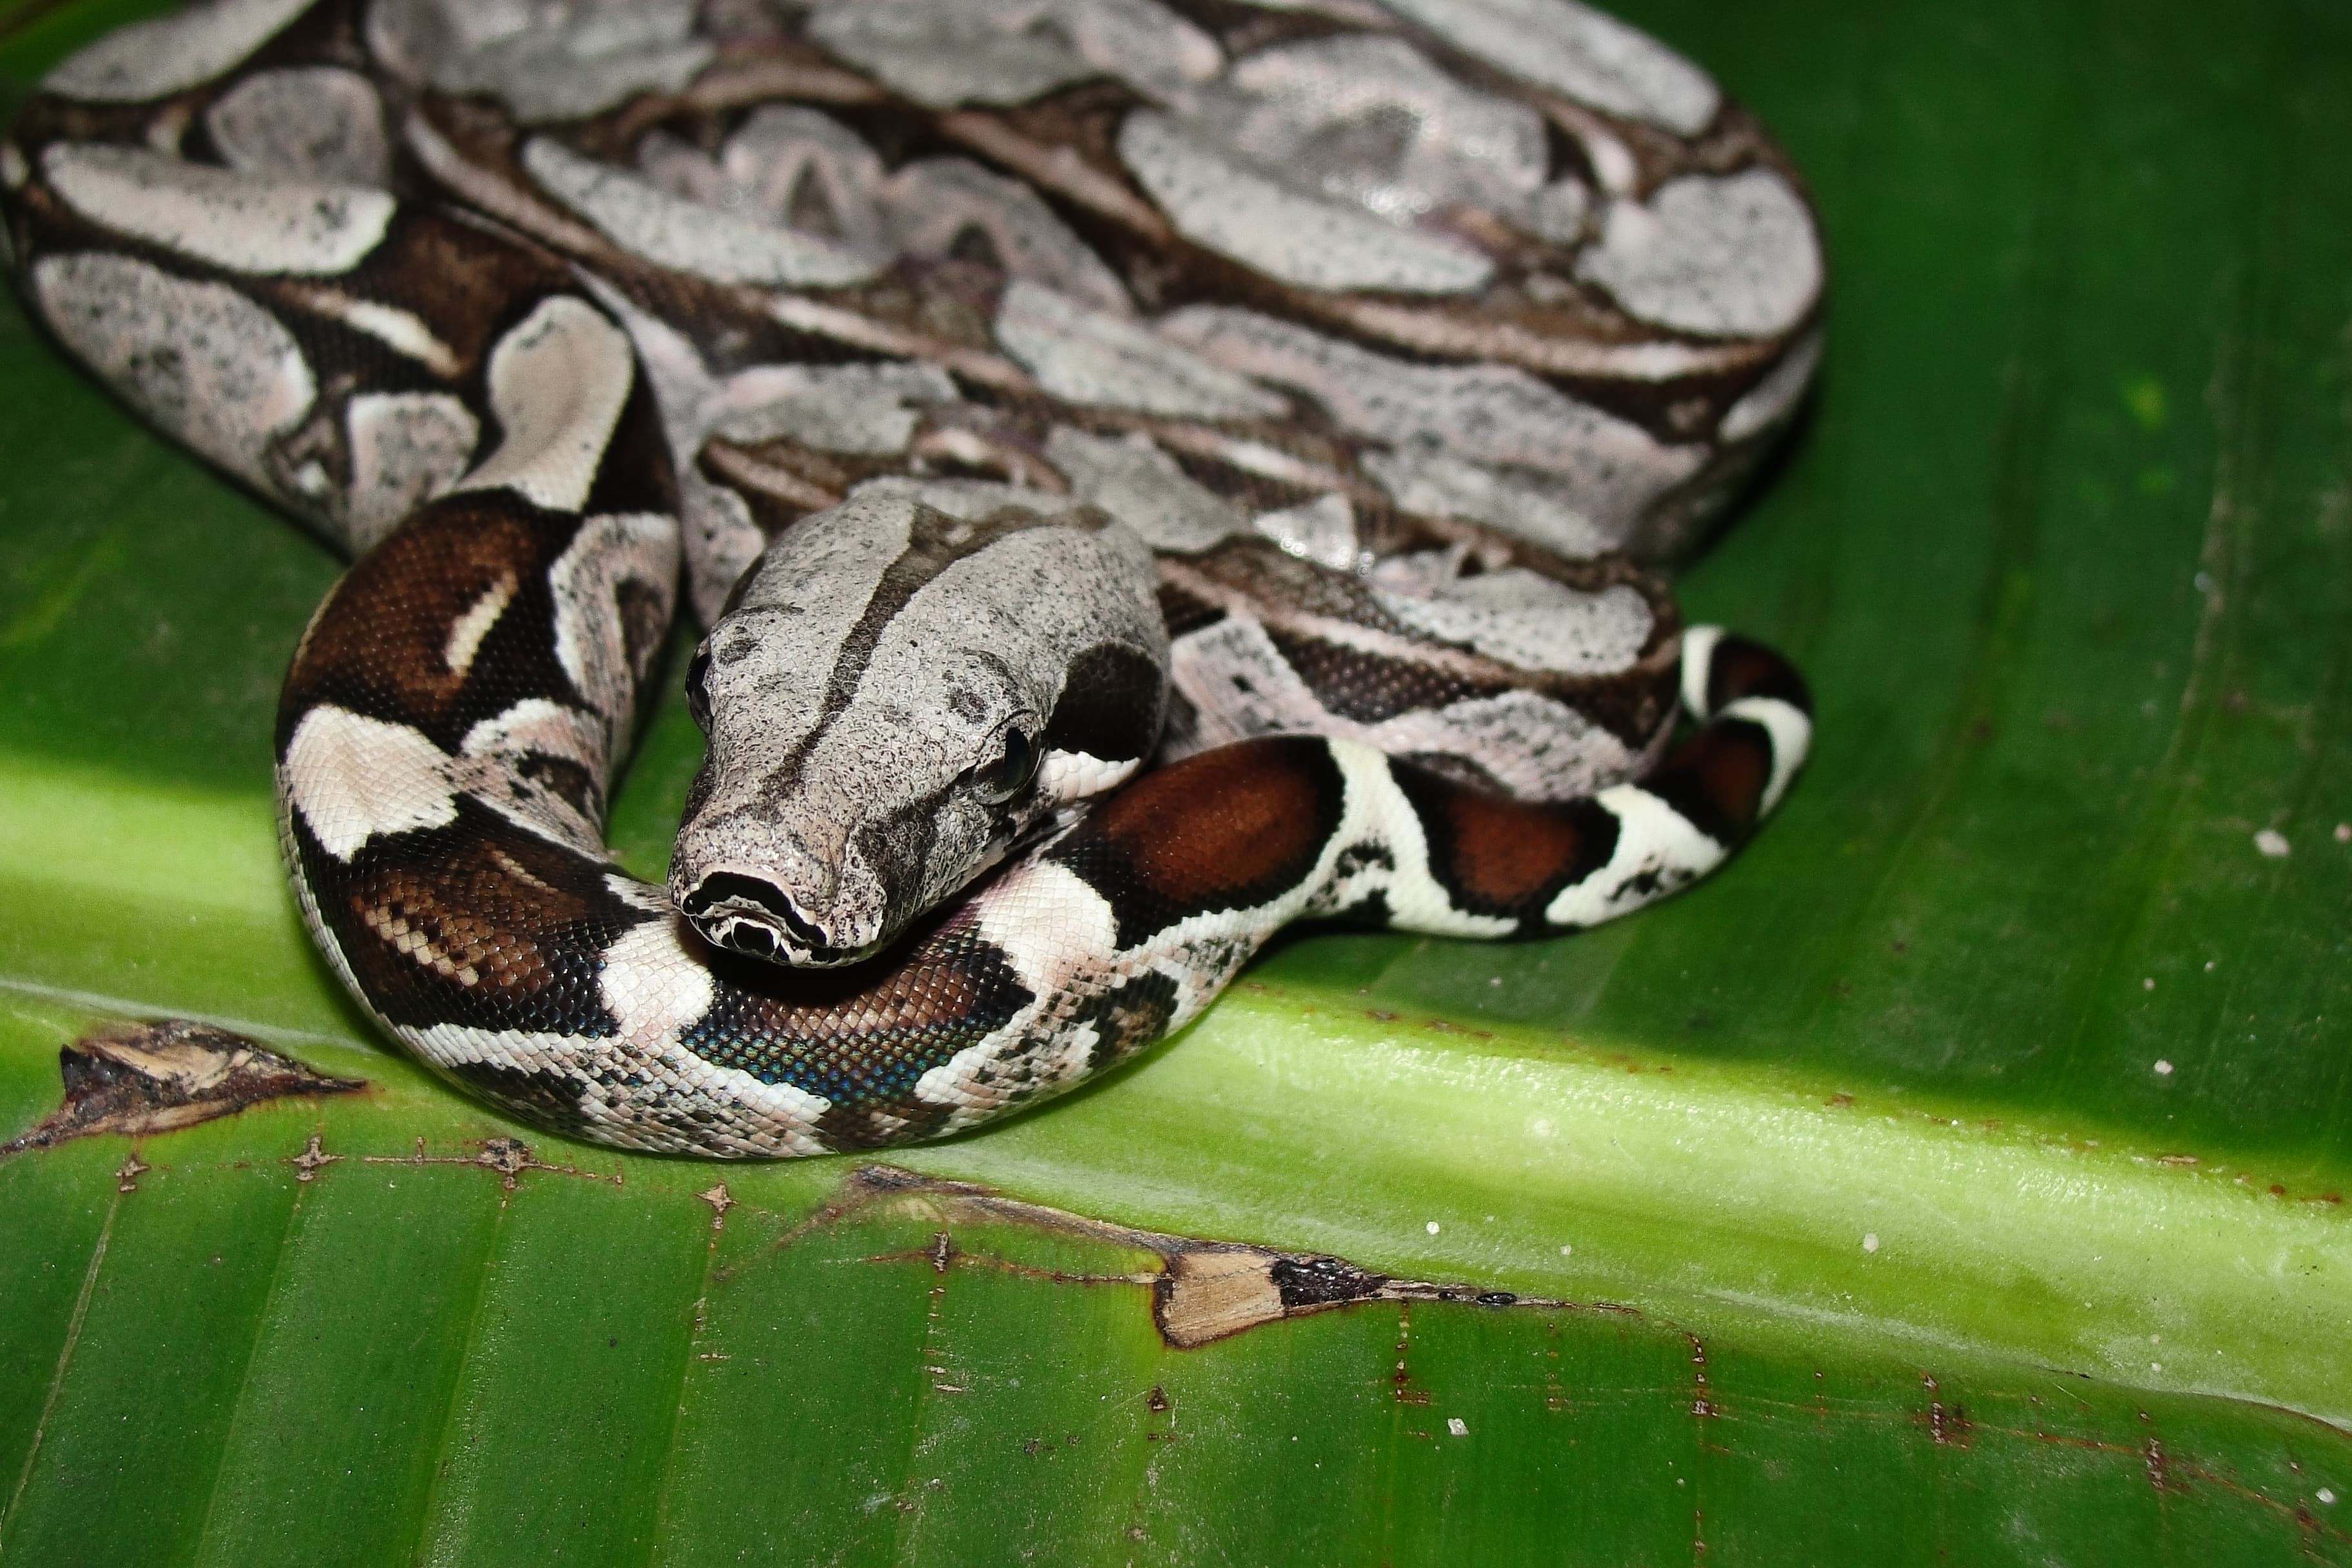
1264,626 -> 1498,725
1156,578 -> 1226,638
289,796 -> 636,1035
276,493 -> 595,755
1047,641 -> 1169,764
1050,737 -> 1347,948
1705,632 -> 1815,715
440,1061 -> 600,1139
1069,968 -> 1182,1072
1389,761 -> 1621,924
1640,716 -> 1776,848
678,914 -> 1034,1113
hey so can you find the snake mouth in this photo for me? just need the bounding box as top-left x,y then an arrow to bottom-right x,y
678,872 -> 877,968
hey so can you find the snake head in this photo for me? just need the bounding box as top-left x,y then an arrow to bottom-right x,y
669,486 -> 1168,968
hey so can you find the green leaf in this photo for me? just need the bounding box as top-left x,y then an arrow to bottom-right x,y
5,0 -> 2351,1562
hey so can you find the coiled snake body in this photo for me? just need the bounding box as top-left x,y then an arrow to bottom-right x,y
4,0 -> 1819,1156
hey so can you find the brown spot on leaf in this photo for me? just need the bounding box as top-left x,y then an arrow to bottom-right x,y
286,1133 -> 341,1183
828,1165 -> 1576,1350
1,1021 -> 364,1155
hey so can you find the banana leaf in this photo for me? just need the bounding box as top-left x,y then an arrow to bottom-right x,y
3,0 -> 2349,1561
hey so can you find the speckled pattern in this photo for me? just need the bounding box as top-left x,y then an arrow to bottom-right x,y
3,0 -> 1819,1155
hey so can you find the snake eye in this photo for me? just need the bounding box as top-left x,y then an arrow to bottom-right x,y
684,645 -> 712,730
971,724 -> 1039,805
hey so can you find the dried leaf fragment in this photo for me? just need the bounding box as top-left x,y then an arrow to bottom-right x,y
1,1019 -> 365,1154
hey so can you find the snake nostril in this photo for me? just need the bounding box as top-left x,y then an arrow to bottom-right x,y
722,920 -> 778,960
684,872 -> 830,953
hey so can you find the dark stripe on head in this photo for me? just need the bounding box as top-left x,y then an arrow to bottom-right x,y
1705,634 -> 1813,716
1643,718 -> 1777,846
1050,736 -> 1345,946
1389,762 -> 1620,923
779,502 -> 1108,788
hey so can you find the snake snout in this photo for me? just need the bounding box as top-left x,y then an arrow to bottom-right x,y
677,872 -> 875,968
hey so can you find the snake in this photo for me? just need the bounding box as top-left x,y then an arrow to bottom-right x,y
2,0 -> 1820,1157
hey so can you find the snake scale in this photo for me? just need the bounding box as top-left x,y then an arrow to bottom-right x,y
3,0 -> 1819,1157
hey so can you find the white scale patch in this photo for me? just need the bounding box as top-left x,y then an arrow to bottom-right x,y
524,137 -> 879,290
1678,624 -> 1724,718
1328,741 -> 1518,937
1362,447 -> 1609,560
994,280 -> 1288,422
712,361 -> 961,456
302,292 -> 461,378
918,859 -> 1306,1128
1036,749 -> 1142,802
1545,785 -> 1726,928
1250,493 -> 1360,572
42,0 -> 312,104
1721,328 -> 1825,444
393,1 -> 715,126
289,694 -> 617,867
977,858 -> 1123,1004
1160,306 -> 1705,533
442,572 -> 517,678
282,706 -> 458,861
638,106 -> 1135,315
567,281 -> 828,627
344,392 -> 479,551
547,512 -> 680,730
1379,0 -> 1721,136
808,0 -> 1221,111
1043,426 -> 1248,554
1577,170 -> 1822,339
1371,571 -> 1654,677
457,296 -> 636,515
1527,177 -> 1593,245
1718,695 -> 1812,818
33,251 -> 316,502
1170,617 -> 1640,801
403,1016 -> 832,1159
1119,111 -> 1494,297
884,158 -> 1135,315
598,919 -> 718,1052
204,65 -> 391,186
1,142 -> 26,191
911,858 -> 1120,1119
453,698 -> 611,851
1211,35 -> 1549,224
41,142 -> 395,277
644,104 -> 889,248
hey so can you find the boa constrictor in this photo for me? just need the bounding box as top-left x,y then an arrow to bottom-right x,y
3,0 -> 1820,1157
